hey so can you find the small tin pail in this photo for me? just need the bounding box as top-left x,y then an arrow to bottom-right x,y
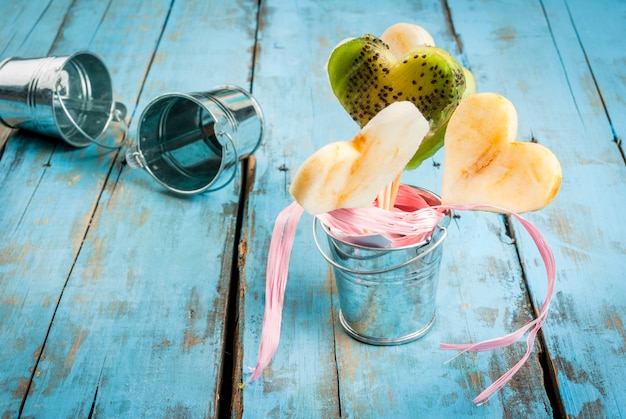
313,186 -> 450,345
125,85 -> 263,195
0,51 -> 125,148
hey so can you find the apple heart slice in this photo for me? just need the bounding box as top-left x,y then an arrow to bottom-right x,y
441,92 -> 562,213
290,101 -> 429,215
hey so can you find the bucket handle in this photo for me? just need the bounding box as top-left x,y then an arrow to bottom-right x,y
54,78 -> 128,149
208,130 -> 239,190
312,217 -> 448,275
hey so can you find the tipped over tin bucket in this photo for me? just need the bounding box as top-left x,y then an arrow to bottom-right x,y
125,85 -> 264,195
0,51 -> 126,148
314,186 -> 451,345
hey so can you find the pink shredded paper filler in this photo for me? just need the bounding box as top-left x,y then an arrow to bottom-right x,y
248,185 -> 556,405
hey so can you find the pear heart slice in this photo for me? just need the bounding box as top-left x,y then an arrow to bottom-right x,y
290,101 -> 429,215
441,92 -> 562,213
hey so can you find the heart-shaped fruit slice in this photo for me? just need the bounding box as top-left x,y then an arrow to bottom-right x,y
289,101 -> 429,215
441,92 -> 562,213
327,33 -> 467,169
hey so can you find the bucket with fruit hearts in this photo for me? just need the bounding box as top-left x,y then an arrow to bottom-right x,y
313,185 -> 451,345
291,24 -> 470,345
247,24 -> 561,405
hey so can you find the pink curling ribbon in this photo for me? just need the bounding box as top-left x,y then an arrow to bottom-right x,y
248,185 -> 556,405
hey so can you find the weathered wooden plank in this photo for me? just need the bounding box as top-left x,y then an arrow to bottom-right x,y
236,0 -> 352,415
17,0 -> 260,417
0,0 -> 74,57
0,0 -> 142,414
449,0 -> 626,416
541,0 -> 626,416
238,0 -> 551,417
564,0 -> 626,142
0,0 -> 170,417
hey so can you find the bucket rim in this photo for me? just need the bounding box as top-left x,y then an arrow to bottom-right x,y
313,216 -> 448,275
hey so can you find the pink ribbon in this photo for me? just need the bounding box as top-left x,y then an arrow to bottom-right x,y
247,201 -> 304,382
248,185 -> 556,405
435,204 -> 556,405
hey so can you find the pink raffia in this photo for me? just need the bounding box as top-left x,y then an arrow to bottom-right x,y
317,185 -> 446,247
248,185 -> 556,406
247,201 -> 304,382
436,203 -> 556,405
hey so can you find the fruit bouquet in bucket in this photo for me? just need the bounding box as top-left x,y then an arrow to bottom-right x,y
246,23 -> 561,405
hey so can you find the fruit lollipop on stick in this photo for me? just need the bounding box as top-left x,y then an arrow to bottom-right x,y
252,22 -> 563,408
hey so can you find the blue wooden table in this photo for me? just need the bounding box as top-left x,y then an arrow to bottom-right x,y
1,0 -> 624,417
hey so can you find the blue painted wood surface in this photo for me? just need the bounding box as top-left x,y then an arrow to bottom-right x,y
0,0 -> 624,417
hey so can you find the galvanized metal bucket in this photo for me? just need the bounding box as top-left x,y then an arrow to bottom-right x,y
313,187 -> 450,345
125,85 -> 264,195
0,51 -> 126,148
